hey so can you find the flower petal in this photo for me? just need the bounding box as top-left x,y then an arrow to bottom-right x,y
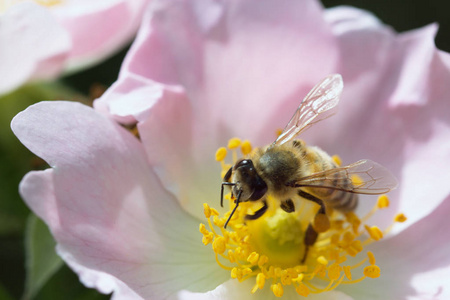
339,196 -> 450,299
12,101 -> 228,298
52,0 -> 150,71
96,0 -> 341,218
99,0 -> 339,140
178,278 -> 354,300
0,2 -> 71,94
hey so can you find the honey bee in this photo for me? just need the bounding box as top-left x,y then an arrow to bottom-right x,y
221,74 -> 398,261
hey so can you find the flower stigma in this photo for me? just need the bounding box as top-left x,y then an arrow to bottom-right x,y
200,138 -> 406,297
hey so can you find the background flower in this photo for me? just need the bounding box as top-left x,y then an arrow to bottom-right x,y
0,0 -> 150,95
3,0 -> 450,299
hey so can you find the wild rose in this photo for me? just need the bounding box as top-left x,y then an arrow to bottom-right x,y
0,0 -> 150,95
12,0 -> 450,299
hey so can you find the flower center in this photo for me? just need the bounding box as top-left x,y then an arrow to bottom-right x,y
200,138 -> 406,297
0,0 -> 62,13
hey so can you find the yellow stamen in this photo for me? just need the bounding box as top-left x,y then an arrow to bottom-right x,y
364,265 -> 381,278
213,236 -> 226,254
331,154 -> 342,166
377,195 -> 390,209
241,140 -> 252,156
215,147 -> 227,161
228,138 -> 241,149
296,282 -> 310,296
271,283 -> 284,297
367,251 -> 376,265
351,174 -> 364,186
365,225 -> 383,241
394,213 -> 407,223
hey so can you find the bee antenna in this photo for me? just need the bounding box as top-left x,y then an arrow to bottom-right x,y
224,189 -> 242,229
221,182 -> 236,207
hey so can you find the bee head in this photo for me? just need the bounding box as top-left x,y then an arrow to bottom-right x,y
231,159 -> 268,202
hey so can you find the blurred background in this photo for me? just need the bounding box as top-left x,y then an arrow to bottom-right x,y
1,0 -> 449,299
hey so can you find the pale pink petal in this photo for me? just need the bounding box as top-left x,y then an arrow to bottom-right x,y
0,2 -> 71,94
98,0 -> 339,139
179,278 -> 354,300
286,7 -> 450,231
339,196 -> 450,299
51,0 -> 150,71
12,101 -> 228,298
96,0 -> 340,219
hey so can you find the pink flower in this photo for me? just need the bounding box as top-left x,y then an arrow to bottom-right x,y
12,0 -> 450,299
0,0 -> 150,95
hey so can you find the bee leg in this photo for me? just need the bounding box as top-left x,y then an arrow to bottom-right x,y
302,224 -> 318,263
221,182 -> 235,207
245,200 -> 268,220
280,199 -> 295,213
297,190 -> 326,214
298,190 -> 330,263
224,189 -> 242,229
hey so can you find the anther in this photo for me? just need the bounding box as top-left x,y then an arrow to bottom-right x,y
367,251 -> 376,265
241,140 -> 252,155
363,265 -> 381,278
377,195 -> 390,209
296,283 -> 310,297
331,154 -> 342,166
365,225 -> 383,241
215,147 -> 227,161
247,252 -> 259,265
213,236 -> 227,254
271,283 -> 284,297
394,213 -> 407,223
228,138 -> 241,149
203,203 -> 212,218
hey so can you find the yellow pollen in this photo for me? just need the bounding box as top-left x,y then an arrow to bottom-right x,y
364,265 -> 381,278
331,154 -> 342,166
343,266 -> 352,280
215,147 -> 227,161
377,195 -> 390,209
256,273 -> 265,290
276,129 -> 283,137
394,213 -> 407,223
271,283 -> 284,297
213,236 -> 226,254
241,140 -> 252,155
317,256 -> 329,266
367,251 -> 376,265
200,142 -> 403,298
247,252 -> 259,265
203,203 -> 212,218
296,283 -> 310,297
227,138 -> 241,149
313,213 -> 330,233
328,263 -> 342,281
365,225 -> 383,241
351,174 -> 364,186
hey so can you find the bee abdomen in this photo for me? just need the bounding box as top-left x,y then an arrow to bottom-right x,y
325,190 -> 358,212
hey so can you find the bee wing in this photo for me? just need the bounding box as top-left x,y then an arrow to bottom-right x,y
291,160 -> 398,195
273,74 -> 343,146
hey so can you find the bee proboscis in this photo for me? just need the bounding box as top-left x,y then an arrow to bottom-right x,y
221,74 -> 398,262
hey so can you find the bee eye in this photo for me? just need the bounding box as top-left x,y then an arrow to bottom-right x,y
235,159 -> 251,169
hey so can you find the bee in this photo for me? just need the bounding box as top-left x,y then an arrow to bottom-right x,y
221,74 -> 398,261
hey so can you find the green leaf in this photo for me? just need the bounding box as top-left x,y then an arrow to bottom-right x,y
0,282 -> 15,300
22,214 -> 63,300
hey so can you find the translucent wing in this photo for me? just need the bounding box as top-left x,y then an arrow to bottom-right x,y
289,160 -> 398,195
273,74 -> 343,146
